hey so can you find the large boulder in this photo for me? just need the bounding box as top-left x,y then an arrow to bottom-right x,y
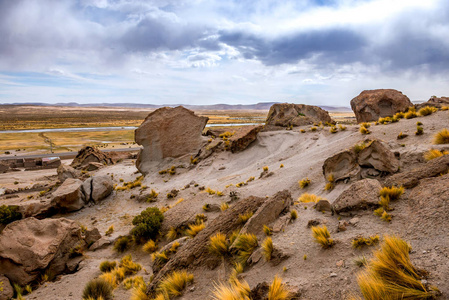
350,89 -> 412,123
240,190 -> 292,236
322,150 -> 360,182
57,164 -> 80,182
70,146 -> 113,169
82,175 -> 113,204
384,154 -> 449,188
229,125 -> 263,153
0,217 -> 84,286
265,103 -> 334,127
135,106 -> 208,175
416,96 -> 449,110
332,179 -> 382,213
358,140 -> 399,173
0,274 -> 13,300
51,178 -> 86,212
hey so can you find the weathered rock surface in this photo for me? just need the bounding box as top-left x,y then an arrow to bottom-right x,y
314,199 -> 332,212
83,162 -> 103,171
82,175 -> 113,204
0,162 -> 9,174
350,89 -> 412,123
0,274 -> 13,300
358,140 -> 399,173
18,199 -> 55,219
240,190 -> 292,236
322,150 -> 360,182
416,96 -> 449,109
84,228 -> 101,246
57,164 -> 79,182
383,154 -> 449,188
147,193 -> 272,294
135,106 -> 208,175
70,146 -> 113,169
333,179 -> 382,213
229,125 -> 263,153
0,217 -> 84,285
266,103 -> 334,127
51,178 -> 85,212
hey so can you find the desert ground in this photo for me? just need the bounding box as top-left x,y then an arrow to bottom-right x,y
0,105 -> 447,300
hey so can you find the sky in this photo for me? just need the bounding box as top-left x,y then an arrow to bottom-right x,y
1,0 -> 449,106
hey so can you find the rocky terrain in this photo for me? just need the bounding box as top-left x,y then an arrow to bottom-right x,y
0,90 -> 448,300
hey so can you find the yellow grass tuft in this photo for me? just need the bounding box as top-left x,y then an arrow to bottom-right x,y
211,278 -> 251,300
359,126 -> 371,134
238,211 -> 254,224
105,225 -> 114,236
298,178 -> 310,189
311,225 -> 335,249
209,232 -> 229,257
418,106 -> 438,116
142,240 -> 157,253
329,126 -> 338,133
290,209 -> 298,220
170,241 -> 180,253
263,166 -> 269,172
339,124 -> 347,131
221,202 -> 230,211
233,233 -> 259,264
119,255 -> 142,276
297,193 -> 322,203
380,211 -> 392,222
268,275 -> 291,300
261,237 -> 274,261
433,128 -> 449,144
206,187 -> 216,195
263,224 -> 273,236
151,251 -> 168,265
441,106 -> 449,111
123,276 -> 145,290
378,195 -> 391,211
166,227 -> 180,241
379,186 -> 404,201
185,222 -> 205,238
157,270 -> 194,298
356,235 -> 439,300
424,149 -> 449,161
352,235 -> 380,249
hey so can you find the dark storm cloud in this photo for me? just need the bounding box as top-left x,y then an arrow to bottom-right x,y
219,29 -> 366,66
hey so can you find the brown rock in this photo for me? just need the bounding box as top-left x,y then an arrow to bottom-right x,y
83,162 -> 103,171
307,219 -> 321,228
82,175 -> 113,204
70,146 -> 113,169
350,89 -> 412,123
416,96 -> 449,109
266,103 -> 334,127
17,199 -> 55,219
240,190 -> 292,236
358,140 -> 399,174
204,128 -> 227,137
333,179 -> 382,213
135,106 -> 208,175
57,164 -> 79,182
228,125 -> 263,153
384,154 -> 449,188
337,221 -> 349,232
0,162 -> 9,174
84,228 -> 101,246
0,274 -> 13,300
51,178 -> 86,212
89,237 -> 112,251
0,217 -> 84,285
314,199 -> 332,212
322,150 -> 360,182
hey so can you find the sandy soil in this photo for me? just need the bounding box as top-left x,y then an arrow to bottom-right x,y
0,110 -> 448,300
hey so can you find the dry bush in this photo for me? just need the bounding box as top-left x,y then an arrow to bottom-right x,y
99,261 -> 117,273
290,209 -> 298,220
221,202 -> 230,211
397,132 -> 408,140
142,240 -> 158,253
380,211 -> 392,222
157,270 -> 194,298
424,149 -> 449,161
433,128 -> 449,144
360,126 -> 371,134
123,276 -> 145,290
352,235 -> 380,249
233,233 -> 259,264
329,126 -> 338,133
263,224 -> 273,236
379,186 -> 404,201
119,255 -> 142,276
211,278 -> 251,300
268,275 -> 291,300
297,193 -> 322,203
82,278 -> 113,300
418,106 -> 438,116
356,235 -> 439,300
114,236 -> 131,253
185,222 -> 206,238
298,178 -> 310,189
238,211 -> 254,224
208,232 -> 229,257
262,237 -> 274,261
416,125 -> 424,136
311,225 -> 334,249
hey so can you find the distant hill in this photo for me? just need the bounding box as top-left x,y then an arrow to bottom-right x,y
0,102 -> 352,111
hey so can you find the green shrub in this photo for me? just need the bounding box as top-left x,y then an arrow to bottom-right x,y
130,207 -> 164,243
113,236 -> 131,253
82,278 -> 113,300
0,205 -> 22,225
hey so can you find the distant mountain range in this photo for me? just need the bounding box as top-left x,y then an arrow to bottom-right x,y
0,102 -> 352,111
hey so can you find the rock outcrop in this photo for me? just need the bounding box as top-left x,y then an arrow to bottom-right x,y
266,103 -> 334,127
323,140 -> 399,182
383,154 -> 449,188
0,217 -> 85,286
135,106 -> 208,175
0,274 -> 13,300
332,179 -> 382,213
416,96 -> 449,110
229,125 -> 263,153
70,146 -> 113,169
82,175 -> 113,204
0,162 -> 9,174
57,164 -> 79,182
51,178 -> 85,212
350,89 -> 412,123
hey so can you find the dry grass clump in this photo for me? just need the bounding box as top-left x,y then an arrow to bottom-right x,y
290,209 -> 298,220
378,196 -> 391,211
361,122 -> 371,128
441,106 -> 449,111
310,126 -> 317,131
151,251 -> 169,265
185,222 -> 205,238
378,116 -> 392,124
238,211 -> 254,224
166,226 -> 181,241
221,202 -> 230,211
99,260 -> 117,273
298,178 -> 310,189
418,106 -> 438,116
397,132 -> 408,140
405,107 -> 417,119
353,141 -> 367,154
268,275 -> 291,300
208,232 -> 229,257
211,278 -> 251,300
300,129 -> 306,133
206,187 -> 216,195
123,276 -> 145,290
311,225 -> 335,249
262,237 -> 274,261
119,255 -> 142,275
339,124 -> 347,131
359,126 -> 371,134
82,278 -> 113,300
263,224 -> 273,236
352,235 -> 380,249
416,125 -> 424,136
297,193 -> 322,203
380,211 -> 392,222
354,256 -> 368,268
142,240 -> 158,253
233,233 -> 259,264
433,128 -> 449,144
356,235 -> 439,300
263,166 -> 269,172
324,173 -> 335,191
157,270 -> 194,298
329,126 -> 338,133
379,186 -> 404,201
114,236 -> 131,253
424,149 -> 449,161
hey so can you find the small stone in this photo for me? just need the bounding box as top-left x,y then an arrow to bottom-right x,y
422,250 -> 427,254
189,286 -> 195,292
348,217 -> 359,226
337,221 -> 348,232
330,273 -> 338,278
336,260 -> 344,267
421,279 -> 428,285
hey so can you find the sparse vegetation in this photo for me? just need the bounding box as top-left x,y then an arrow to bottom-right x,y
100,260 -> 117,273
356,235 -> 439,300
105,225 -> 114,236
416,125 -> 424,136
290,209 -> 298,220
185,222 -> 205,238
359,126 -> 371,135
311,127 -> 317,131
263,224 -> 273,236
130,207 -> 164,243
397,132 -> 408,140
324,173 -> 335,191
311,225 -> 335,249
220,202 -> 229,211
433,128 -> 449,144
329,126 -> 338,133
238,211 -> 254,224
339,124 -> 347,131
267,275 -> 291,300
354,256 -> 368,267
82,278 -> 113,300
424,149 -> 449,161
379,186 -> 404,201
297,193 -> 322,203
418,106 -> 438,116
405,107 -> 417,119
114,236 -> 131,253
352,235 -> 380,249
261,237 -> 274,261
353,141 -> 367,154
208,232 -> 229,257
142,240 -> 158,253
263,166 -> 269,172
298,178 -> 310,189
380,210 -> 392,222
233,233 -> 259,264
157,270 -> 194,298
211,278 -> 251,300
123,276 -> 145,290
0,205 -> 22,225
